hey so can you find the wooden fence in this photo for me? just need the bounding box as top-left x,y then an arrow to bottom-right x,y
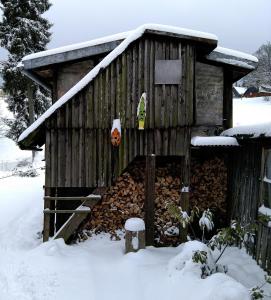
255,221 -> 271,273
244,221 -> 271,274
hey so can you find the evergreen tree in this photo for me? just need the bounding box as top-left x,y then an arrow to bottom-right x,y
0,0 -> 52,141
242,41 -> 271,88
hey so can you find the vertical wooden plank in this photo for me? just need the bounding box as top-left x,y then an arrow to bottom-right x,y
51,129 -> 57,187
145,154 -> 156,246
154,40 -> 162,128
180,127 -> 191,242
86,84 -> 94,129
178,42 -> 184,126
149,39 -> 155,129
259,147 -> 265,207
45,129 -> 51,188
126,48 -> 132,128
132,45 -> 138,126
57,129 -> 65,187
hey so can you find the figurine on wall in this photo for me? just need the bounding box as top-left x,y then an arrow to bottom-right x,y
111,118 -> 121,147
137,92 -> 146,130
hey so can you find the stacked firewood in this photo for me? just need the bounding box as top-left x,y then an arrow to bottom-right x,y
190,157 -> 228,215
83,156 -> 227,245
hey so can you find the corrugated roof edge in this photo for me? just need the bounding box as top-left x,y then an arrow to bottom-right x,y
18,23 -> 218,145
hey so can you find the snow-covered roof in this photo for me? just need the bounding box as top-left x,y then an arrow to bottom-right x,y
206,46 -> 257,70
221,122 -> 271,138
18,24 -> 258,147
22,31 -> 131,62
213,47 -> 258,63
234,86 -> 247,95
191,136 -> 239,147
18,24 -> 218,144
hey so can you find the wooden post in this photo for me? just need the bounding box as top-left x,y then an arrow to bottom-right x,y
43,187 -> 51,242
125,218 -> 146,253
180,128 -> 191,243
144,154 -> 155,246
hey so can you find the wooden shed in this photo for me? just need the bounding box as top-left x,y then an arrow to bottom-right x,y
18,24 -> 259,244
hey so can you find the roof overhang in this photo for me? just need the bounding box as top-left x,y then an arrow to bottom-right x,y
200,46 -> 258,82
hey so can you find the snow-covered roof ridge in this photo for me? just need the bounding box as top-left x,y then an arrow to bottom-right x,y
191,136 -> 239,146
22,31 -> 132,62
214,46 -> 258,63
18,24 -> 217,143
22,24 -> 217,63
221,122 -> 271,138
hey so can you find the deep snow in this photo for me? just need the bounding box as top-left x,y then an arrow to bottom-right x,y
233,97 -> 271,127
0,172 -> 270,299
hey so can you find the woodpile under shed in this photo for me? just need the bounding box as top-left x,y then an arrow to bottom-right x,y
81,155 -> 228,246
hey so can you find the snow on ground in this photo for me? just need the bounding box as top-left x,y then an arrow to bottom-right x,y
233,97 -> 271,127
0,94 -> 32,173
0,172 -> 270,299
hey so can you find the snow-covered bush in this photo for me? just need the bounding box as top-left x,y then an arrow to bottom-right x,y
168,240 -> 228,279
13,167 -> 39,177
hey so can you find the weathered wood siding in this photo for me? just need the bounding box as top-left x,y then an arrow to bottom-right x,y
45,35 -> 195,188
195,62 -> 224,126
228,144 -> 262,224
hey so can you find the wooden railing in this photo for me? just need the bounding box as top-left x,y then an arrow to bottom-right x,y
43,194 -> 102,242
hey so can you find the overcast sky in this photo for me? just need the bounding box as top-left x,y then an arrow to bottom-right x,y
1,0 -> 271,60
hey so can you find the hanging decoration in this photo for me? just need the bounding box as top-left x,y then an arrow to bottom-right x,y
111,118 -> 121,147
137,92 -> 146,130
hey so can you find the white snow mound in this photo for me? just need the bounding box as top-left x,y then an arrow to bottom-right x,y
125,217 -> 145,231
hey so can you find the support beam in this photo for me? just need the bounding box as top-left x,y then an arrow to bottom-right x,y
43,187 -> 51,242
180,128 -> 191,242
144,154 -> 156,246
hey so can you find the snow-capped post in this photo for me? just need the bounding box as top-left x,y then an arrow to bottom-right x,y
145,154 -> 156,246
125,218 -> 145,253
137,92 -> 146,130
111,119 -> 121,146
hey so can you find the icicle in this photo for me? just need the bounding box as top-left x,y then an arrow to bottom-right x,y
137,92 -> 147,130
111,119 -> 121,147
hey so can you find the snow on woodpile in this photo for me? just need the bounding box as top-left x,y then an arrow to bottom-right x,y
221,122 -> 271,138
18,24 -> 217,143
124,218 -> 145,231
191,136 -> 239,146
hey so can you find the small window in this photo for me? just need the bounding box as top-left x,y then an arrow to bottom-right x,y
155,60 -> 182,85
263,149 -> 271,208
